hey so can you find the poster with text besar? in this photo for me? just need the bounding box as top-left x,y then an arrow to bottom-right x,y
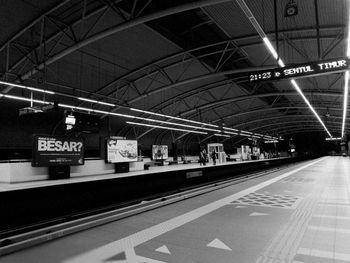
152,145 -> 168,160
107,139 -> 138,163
32,135 -> 84,167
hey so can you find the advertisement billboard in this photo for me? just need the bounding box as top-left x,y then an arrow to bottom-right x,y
152,145 -> 168,160
107,139 -> 138,163
32,135 -> 84,167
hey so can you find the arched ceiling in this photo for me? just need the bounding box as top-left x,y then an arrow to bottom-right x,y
0,0 -> 348,144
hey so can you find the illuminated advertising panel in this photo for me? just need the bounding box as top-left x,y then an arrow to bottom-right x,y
248,58 -> 350,83
107,139 -> 137,163
152,145 -> 169,160
32,135 -> 84,167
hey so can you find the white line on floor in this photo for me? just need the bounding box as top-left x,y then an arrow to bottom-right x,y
64,157 -> 327,263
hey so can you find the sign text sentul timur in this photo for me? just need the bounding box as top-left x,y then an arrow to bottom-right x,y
248,58 -> 349,83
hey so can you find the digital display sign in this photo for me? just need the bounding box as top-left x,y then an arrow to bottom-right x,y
32,135 -> 84,167
106,139 -> 138,163
248,58 -> 349,83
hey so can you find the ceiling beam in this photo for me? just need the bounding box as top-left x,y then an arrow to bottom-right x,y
255,123 -> 345,135
209,105 -> 347,123
251,120 -> 344,133
0,0 -> 73,53
233,114 -> 348,128
177,91 -> 343,117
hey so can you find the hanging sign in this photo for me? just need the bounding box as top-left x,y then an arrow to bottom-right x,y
248,58 -> 349,83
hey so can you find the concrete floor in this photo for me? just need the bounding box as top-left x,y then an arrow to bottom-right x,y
2,156 -> 350,263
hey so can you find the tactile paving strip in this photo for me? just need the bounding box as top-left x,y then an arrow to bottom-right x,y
231,192 -> 300,209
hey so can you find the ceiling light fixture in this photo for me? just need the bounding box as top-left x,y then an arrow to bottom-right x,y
1,93 -> 51,104
240,131 -> 253,135
59,103 -> 220,132
223,130 -> 239,135
214,133 -> 231,138
236,0 -> 332,138
1,80 -> 269,137
263,37 -> 285,67
223,127 -> 239,132
0,80 -> 55,94
126,121 -> 208,135
77,97 -> 115,107
342,71 -> 349,138
290,79 -> 332,137
325,137 -> 342,141
224,127 -> 279,140
130,108 -> 219,128
263,38 -> 331,137
342,6 -> 350,138
2,88 -> 275,138
264,140 -> 279,143
131,116 -> 221,133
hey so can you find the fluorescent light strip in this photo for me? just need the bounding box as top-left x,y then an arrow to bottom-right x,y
224,131 -> 238,135
126,121 -> 208,135
1,93 -> 51,104
214,133 -> 231,138
240,133 -> 253,137
291,79 -> 332,137
347,11 -> 350,57
261,22 -> 331,138
263,38 -> 279,60
224,127 -> 279,140
263,37 -> 286,67
78,97 -> 115,107
130,108 -> 219,128
2,80 -> 283,137
224,130 -> 280,140
130,116 -> 221,133
264,39 -> 332,137
58,103 -> 131,118
0,80 -> 55,94
264,140 -> 279,143
278,59 -> 285,67
58,103 -> 219,132
59,103 -> 221,134
223,127 -> 239,132
1,80 -> 219,131
38,99 -> 281,140
343,5 -> 350,138
325,137 -> 342,141
0,92 -> 281,139
342,71 -> 349,138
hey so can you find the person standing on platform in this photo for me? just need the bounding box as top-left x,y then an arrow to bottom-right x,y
211,149 -> 217,165
199,148 -> 203,166
199,147 -> 207,166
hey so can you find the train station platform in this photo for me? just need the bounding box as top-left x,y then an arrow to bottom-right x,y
0,158 -> 283,192
1,156 -> 350,263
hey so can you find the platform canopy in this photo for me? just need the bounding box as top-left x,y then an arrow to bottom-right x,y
0,0 -> 348,146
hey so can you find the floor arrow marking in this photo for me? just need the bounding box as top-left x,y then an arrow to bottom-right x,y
155,245 -> 171,254
207,238 -> 232,251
